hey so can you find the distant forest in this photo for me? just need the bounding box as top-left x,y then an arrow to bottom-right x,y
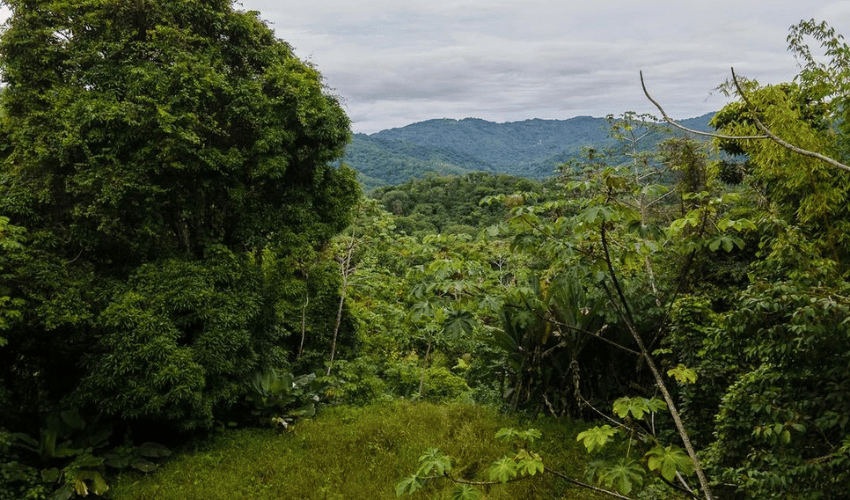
343,113 -> 716,189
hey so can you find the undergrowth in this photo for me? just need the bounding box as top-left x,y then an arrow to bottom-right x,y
110,401 -> 610,500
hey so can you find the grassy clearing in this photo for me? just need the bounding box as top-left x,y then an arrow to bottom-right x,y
110,401 -> 613,500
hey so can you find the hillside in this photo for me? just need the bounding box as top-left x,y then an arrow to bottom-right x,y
343,113 -> 715,190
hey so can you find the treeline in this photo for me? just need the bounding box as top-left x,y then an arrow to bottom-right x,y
343,113 -> 716,190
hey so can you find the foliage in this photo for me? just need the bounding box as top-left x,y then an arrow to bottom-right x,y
397,426 -> 549,498
576,398 -> 695,496
68,249 -> 287,430
371,173 -> 544,234
487,269 -> 613,416
0,0 -> 359,435
671,19 -> 850,500
3,409 -> 170,500
0,215 -> 25,345
243,370 -> 323,428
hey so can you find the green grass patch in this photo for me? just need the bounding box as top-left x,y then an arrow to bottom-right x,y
110,401 -> 612,500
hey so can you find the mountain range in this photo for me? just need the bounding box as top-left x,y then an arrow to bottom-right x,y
341,113 -> 716,190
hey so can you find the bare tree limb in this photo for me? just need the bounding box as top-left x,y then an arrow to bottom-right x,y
600,225 -> 715,500
729,67 -> 850,174
326,222 -> 358,376
443,468 -> 640,500
640,71 -> 766,140
544,469 -> 637,500
640,70 -> 850,174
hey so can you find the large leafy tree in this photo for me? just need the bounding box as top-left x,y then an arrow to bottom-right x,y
646,19 -> 850,500
687,21 -> 850,499
0,0 -> 359,430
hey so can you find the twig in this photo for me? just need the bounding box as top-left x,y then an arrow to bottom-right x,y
503,302 -> 641,356
544,469 -> 636,500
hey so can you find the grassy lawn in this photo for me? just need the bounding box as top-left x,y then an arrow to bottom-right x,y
110,401 -> 615,500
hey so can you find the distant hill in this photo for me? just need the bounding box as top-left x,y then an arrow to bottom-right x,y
341,113 -> 716,190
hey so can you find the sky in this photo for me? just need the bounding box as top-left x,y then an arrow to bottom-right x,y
240,0 -> 850,133
3,1 -> 850,134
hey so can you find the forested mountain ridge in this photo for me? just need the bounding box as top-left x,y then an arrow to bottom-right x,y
344,113 -> 715,189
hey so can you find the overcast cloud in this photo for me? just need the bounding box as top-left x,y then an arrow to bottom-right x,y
4,1 -> 850,133
241,0 -> 850,133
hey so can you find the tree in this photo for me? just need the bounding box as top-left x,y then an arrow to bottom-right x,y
643,19 -> 850,499
678,21 -> 850,500
0,0 -> 359,431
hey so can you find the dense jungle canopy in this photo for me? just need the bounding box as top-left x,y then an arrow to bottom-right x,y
0,2 -> 848,499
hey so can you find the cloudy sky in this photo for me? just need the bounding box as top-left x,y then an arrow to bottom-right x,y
3,1 -> 850,133
238,0 -> 850,133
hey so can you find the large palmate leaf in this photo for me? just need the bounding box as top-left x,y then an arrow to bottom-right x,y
645,445 -> 694,482
576,425 -> 619,453
416,448 -> 453,476
488,456 -> 518,483
395,474 -> 425,497
450,484 -> 483,500
596,458 -> 644,495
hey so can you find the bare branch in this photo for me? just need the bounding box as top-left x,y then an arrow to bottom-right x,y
640,70 -> 850,175
544,469 -> 637,500
446,468 -> 640,500
640,71 -> 766,140
600,225 -> 715,500
729,67 -> 850,174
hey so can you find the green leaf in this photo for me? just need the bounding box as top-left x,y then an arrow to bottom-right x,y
51,483 -> 74,500
645,398 -> 668,413
443,310 -> 476,340
41,468 -> 60,483
645,445 -> 694,482
515,449 -> 545,476
395,474 -> 425,497
613,397 -> 651,419
450,484 -> 483,500
494,427 -> 518,442
138,442 -> 172,458
59,409 -> 86,431
597,458 -> 644,495
576,425 -> 619,453
708,237 -> 722,252
416,448 -> 453,476
74,470 -> 109,496
667,364 -> 698,384
488,456 -> 518,483
516,428 -> 542,444
131,458 -> 157,472
576,205 -> 615,225
10,432 -> 39,449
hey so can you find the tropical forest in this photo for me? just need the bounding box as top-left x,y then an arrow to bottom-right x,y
0,1 -> 848,500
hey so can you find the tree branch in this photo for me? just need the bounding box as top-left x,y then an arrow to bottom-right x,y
599,225 -> 715,500
544,469 -> 637,500
445,468 -> 640,500
729,67 -> 850,174
640,71 -> 766,140
640,69 -> 850,174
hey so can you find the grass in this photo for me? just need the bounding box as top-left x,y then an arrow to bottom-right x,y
110,401 -> 615,500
